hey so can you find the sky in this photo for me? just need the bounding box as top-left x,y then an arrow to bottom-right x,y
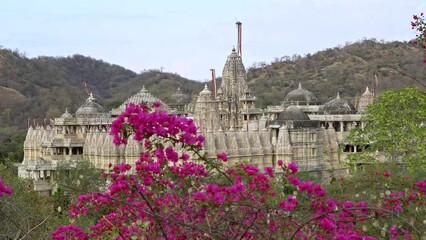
0,0 -> 424,82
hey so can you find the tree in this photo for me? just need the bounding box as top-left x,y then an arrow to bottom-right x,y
325,161 -> 426,238
0,161 -> 58,239
0,128 -> 26,163
347,87 -> 426,171
52,161 -> 107,214
0,160 -> 108,239
411,13 -> 426,64
51,103 -> 426,239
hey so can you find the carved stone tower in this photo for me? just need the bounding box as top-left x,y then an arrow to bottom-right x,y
217,48 -> 252,130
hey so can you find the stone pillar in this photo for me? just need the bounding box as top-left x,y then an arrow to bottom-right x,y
271,129 -> 277,145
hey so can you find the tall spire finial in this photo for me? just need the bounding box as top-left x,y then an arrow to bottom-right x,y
298,82 -> 302,89
210,68 -> 216,99
236,21 -> 242,58
336,92 -> 340,99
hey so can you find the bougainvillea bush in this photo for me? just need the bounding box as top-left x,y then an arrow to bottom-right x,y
0,177 -> 12,197
47,103 -> 426,239
412,13 -> 426,63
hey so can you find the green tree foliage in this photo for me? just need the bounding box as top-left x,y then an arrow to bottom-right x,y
325,161 -> 426,237
52,161 -> 107,212
0,160 -> 107,238
0,128 -> 26,163
347,87 -> 426,171
0,161 -> 57,239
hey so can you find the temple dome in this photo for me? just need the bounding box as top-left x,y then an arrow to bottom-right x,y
75,93 -> 104,117
112,86 -> 170,115
199,84 -> 212,95
284,83 -> 318,105
166,87 -> 191,115
60,108 -> 73,118
322,92 -> 356,114
167,87 -> 191,105
276,105 -> 310,122
356,87 -> 374,113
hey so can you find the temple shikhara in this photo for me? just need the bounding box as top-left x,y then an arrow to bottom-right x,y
18,23 -> 375,195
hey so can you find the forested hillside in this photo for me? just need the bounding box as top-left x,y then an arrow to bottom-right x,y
0,50 -> 203,127
0,49 -> 204,160
246,39 -> 425,107
0,39 -> 424,161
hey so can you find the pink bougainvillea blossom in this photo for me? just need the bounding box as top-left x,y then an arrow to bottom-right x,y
52,103 -> 426,239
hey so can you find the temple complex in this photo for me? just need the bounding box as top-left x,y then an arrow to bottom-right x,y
18,34 -> 375,196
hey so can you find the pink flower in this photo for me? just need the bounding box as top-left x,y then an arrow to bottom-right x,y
394,204 -> 403,212
193,191 -> 207,202
217,152 -> 228,162
278,196 -> 298,212
277,160 -> 283,166
241,164 -> 259,175
213,192 -> 226,205
383,170 -> 391,177
0,178 -> 12,196
287,175 -> 301,186
264,166 -> 274,177
165,146 -> 179,163
180,153 -> 190,161
152,102 -> 161,108
52,224 -> 88,239
288,162 -> 298,174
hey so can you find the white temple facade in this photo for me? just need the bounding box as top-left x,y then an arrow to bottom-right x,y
19,47 -> 374,195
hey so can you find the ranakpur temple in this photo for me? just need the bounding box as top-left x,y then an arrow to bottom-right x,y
18,44 -> 374,196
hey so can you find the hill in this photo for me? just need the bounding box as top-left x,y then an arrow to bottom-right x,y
0,39 -> 424,161
0,48 -> 205,161
0,49 -> 204,128
245,39 -> 425,107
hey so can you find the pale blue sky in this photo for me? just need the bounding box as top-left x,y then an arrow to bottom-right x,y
1,0 -> 424,81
